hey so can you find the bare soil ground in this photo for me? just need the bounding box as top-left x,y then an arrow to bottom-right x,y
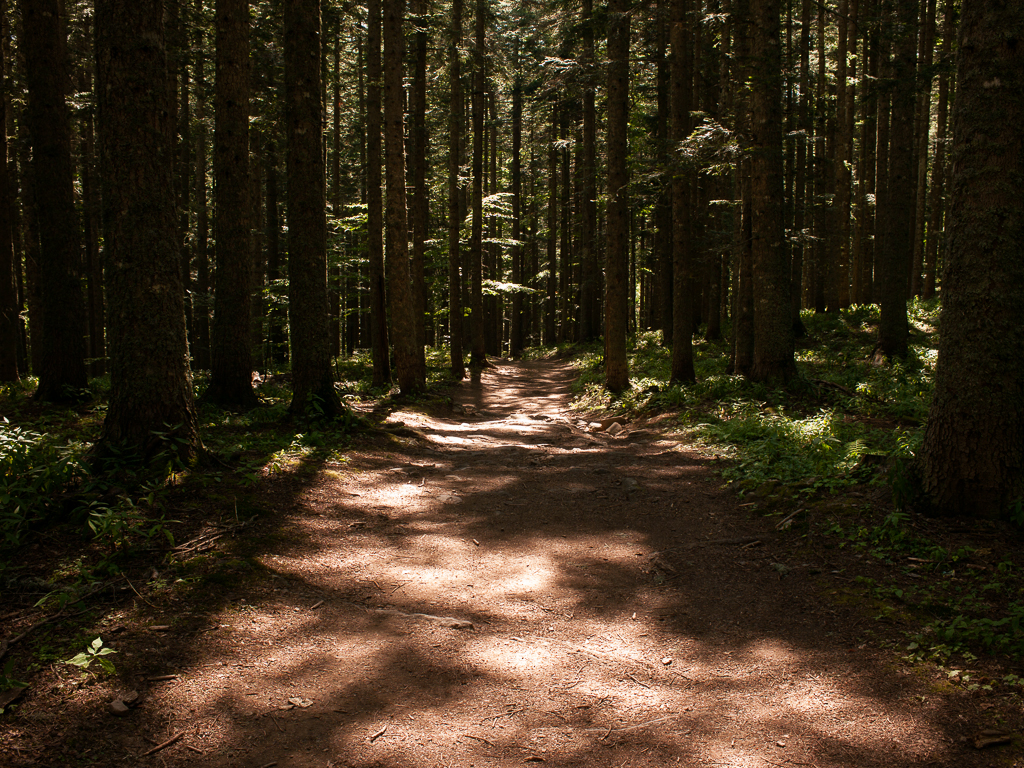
3,357 -> 1022,768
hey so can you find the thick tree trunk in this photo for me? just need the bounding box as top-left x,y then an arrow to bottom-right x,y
284,0 -> 345,417
469,0 -> 487,367
875,0 -> 914,359
410,0 -> 428,379
921,0 -> 1024,518
669,0 -> 695,384
923,0 -> 953,300
206,0 -> 257,409
545,103 -> 558,346
22,0 -> 88,401
749,0 -> 797,385
509,79 -> 524,358
578,0 -> 599,343
909,0 -> 935,298
383,0 -> 421,394
367,0 -> 391,386
447,0 -> 466,379
193,2 -> 211,370
264,141 -> 287,366
655,0 -> 673,346
0,0 -> 18,382
95,0 -> 201,462
604,0 -> 630,393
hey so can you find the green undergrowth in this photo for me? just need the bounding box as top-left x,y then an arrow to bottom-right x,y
571,300 -> 939,498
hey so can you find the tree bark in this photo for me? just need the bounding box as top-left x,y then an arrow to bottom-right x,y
921,0 -> 1024,518
604,0 -> 630,393
22,0 -> 88,401
0,0 -> 17,382
578,0 -> 599,343
670,0 -> 695,384
410,0 -> 429,379
448,0 -> 466,378
383,0 -> 421,394
875,0 -> 914,359
206,0 -> 258,409
469,0 -> 487,367
367,0 -> 391,386
749,0 -> 797,385
923,0 -> 953,300
510,76 -> 524,358
284,0 -> 345,417
95,0 -> 201,462
193,0 -> 211,370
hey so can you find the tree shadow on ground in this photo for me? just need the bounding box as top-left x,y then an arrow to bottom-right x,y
2,358 -> 1017,767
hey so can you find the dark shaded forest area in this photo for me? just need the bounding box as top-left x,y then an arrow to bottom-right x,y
0,0 -> 1023,760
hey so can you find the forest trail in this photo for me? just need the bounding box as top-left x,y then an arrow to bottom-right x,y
43,358 -> 998,767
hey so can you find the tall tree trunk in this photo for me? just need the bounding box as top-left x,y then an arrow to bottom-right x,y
447,0 -> 466,378
923,0 -> 953,299
510,76 -> 524,358
95,0 -> 201,461
410,0 -> 428,378
853,0 -> 878,304
206,0 -> 257,408
578,0 -> 599,342
791,0 -> 811,332
909,0 -> 935,298
82,76 -> 104,378
921,0 -> 1024,518
22,0 -> 88,401
833,0 -> 853,309
0,0 -> 18,382
469,0 -> 487,367
670,0 -> 695,384
545,102 -> 557,346
875,0 -> 914,359
383,0 -> 421,393
732,0 -> 755,376
604,0 -> 630,393
284,0 -> 345,417
264,140 -> 287,365
367,0 -> 391,386
655,0 -> 673,346
194,0 -> 211,369
330,24 -> 342,360
749,0 -> 796,384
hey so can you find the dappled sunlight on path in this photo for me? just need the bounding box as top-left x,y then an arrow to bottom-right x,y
118,358 -> 983,768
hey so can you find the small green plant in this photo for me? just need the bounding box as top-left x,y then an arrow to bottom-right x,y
64,637 -> 117,675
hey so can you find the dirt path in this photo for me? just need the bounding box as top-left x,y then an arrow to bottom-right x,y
20,359 -> 1011,767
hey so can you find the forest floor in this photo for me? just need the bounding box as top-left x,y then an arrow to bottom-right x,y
3,356 -> 1024,768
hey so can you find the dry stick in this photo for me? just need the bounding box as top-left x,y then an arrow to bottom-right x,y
141,732 -> 183,756
627,673 -> 650,689
464,734 -> 495,747
124,575 -> 158,609
586,714 -> 679,735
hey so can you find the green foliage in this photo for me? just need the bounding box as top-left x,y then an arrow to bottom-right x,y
64,637 -> 117,675
0,418 -> 87,547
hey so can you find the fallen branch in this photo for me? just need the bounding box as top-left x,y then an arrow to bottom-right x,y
141,732 -> 183,757
584,714 -> 679,735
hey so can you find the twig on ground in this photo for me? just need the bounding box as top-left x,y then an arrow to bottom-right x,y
627,674 -> 650,689
369,724 -> 388,742
124,575 -> 157,609
463,734 -> 495,746
141,732 -> 182,757
586,715 -> 679,735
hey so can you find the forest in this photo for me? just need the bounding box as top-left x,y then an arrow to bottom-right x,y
0,0 -> 1023,762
